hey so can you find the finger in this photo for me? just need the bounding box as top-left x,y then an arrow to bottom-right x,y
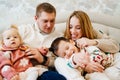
27,55 -> 34,59
25,48 -> 31,52
80,64 -> 86,69
92,63 -> 104,72
95,63 -> 104,69
84,50 -> 90,59
92,66 -> 103,72
26,52 -> 34,56
82,44 -> 86,49
80,44 -> 84,49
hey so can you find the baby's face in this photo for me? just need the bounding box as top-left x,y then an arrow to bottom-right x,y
3,29 -> 21,49
56,40 -> 79,59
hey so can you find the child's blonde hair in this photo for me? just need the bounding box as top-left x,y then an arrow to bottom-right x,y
1,25 -> 23,45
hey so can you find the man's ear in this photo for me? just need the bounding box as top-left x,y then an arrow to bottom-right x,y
34,16 -> 38,20
69,40 -> 75,45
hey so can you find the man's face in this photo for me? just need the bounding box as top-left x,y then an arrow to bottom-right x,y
35,11 -> 55,34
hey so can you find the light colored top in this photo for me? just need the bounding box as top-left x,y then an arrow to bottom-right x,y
0,45 -> 32,80
95,30 -> 119,53
17,23 -> 63,48
17,23 -> 63,66
82,30 -> 119,53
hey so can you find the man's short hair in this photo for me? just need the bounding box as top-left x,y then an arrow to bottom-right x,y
36,2 -> 56,17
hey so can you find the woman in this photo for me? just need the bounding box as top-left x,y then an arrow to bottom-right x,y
55,10 -> 120,80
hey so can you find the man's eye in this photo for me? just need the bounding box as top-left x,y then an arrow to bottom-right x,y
69,25 -> 72,29
50,20 -> 54,23
6,38 -> 10,39
44,20 -> 48,23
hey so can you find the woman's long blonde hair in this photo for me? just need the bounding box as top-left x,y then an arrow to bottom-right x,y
64,10 -> 96,39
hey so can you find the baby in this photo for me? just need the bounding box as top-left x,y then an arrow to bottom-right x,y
49,37 -> 113,79
0,25 -> 48,80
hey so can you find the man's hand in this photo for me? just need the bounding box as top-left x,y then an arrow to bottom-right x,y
25,48 -> 44,63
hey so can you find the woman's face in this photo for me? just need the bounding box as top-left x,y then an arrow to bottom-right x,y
70,16 -> 82,40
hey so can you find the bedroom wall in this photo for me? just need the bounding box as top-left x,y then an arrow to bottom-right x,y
0,0 -> 120,32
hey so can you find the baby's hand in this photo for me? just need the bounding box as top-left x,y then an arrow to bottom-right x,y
10,75 -> 19,80
38,47 -> 48,55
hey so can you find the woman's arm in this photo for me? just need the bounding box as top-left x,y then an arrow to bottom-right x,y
84,61 -> 104,73
95,30 -> 119,53
76,31 -> 119,53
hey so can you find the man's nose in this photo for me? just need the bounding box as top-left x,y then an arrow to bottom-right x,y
47,22 -> 51,28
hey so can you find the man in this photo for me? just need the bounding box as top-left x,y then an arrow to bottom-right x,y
17,2 -> 65,80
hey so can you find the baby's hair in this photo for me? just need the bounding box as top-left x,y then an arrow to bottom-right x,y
1,24 -> 23,45
10,24 -> 18,30
49,37 -> 69,56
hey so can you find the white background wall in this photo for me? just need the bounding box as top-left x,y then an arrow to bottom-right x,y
0,0 -> 120,32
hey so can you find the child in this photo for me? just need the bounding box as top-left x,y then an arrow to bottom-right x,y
49,37 -> 113,80
0,25 -> 48,80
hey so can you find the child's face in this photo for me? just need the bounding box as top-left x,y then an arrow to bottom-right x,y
2,29 -> 21,49
56,40 -> 79,59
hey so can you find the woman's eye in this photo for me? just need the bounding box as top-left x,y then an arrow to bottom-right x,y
76,26 -> 81,29
14,36 -> 17,38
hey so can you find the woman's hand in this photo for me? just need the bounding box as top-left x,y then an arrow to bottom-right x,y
76,37 -> 98,49
85,61 -> 104,73
73,49 -> 90,68
25,48 -> 44,63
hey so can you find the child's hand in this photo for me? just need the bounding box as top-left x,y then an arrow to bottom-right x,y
38,47 -> 48,56
10,75 -> 19,80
